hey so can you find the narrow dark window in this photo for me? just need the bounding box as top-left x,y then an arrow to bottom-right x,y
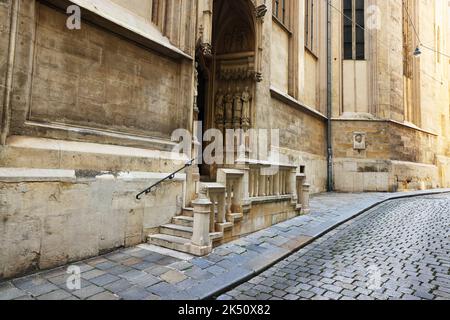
343,0 -> 365,60
273,0 -> 290,26
305,0 -> 318,54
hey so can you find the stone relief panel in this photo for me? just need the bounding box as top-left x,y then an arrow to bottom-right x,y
28,4 -> 189,140
214,83 -> 253,130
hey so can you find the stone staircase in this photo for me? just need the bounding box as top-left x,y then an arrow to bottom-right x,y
147,164 -> 310,256
148,200 -> 244,255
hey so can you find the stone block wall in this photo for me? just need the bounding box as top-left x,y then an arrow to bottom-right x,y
332,119 -> 441,192
0,0 -> 11,131
0,1 -> 195,280
0,165 -> 185,280
265,98 -> 328,193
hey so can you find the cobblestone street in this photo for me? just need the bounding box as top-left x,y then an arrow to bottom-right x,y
218,194 -> 450,300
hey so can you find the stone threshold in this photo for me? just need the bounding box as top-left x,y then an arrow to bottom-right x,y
1,189 -> 449,300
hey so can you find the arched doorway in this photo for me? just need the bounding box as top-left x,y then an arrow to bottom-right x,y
196,0 -> 258,180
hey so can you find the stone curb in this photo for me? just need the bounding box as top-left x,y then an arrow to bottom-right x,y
201,189 -> 450,300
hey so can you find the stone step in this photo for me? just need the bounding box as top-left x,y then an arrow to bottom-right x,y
210,231 -> 224,242
216,221 -> 234,233
182,207 -> 194,217
160,223 -> 225,242
172,216 -> 194,228
227,212 -> 244,223
147,234 -> 191,254
160,224 -> 193,239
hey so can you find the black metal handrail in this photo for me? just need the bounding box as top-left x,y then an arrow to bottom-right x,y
136,159 -> 195,200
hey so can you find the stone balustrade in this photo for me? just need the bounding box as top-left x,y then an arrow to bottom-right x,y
248,164 -> 297,199
190,163 -> 311,255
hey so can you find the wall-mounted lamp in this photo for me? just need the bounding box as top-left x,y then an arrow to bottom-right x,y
413,46 -> 422,57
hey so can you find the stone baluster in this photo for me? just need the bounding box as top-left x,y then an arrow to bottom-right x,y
209,194 -> 216,232
249,169 -> 254,197
217,191 -> 226,224
231,179 -> 243,213
274,171 -> 280,196
259,171 -> 266,196
253,169 -> 259,197
289,168 -> 297,200
226,180 -> 233,214
301,183 -> 311,214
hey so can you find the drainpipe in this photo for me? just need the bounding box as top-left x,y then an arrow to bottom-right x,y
1,0 -> 20,146
326,0 -> 333,192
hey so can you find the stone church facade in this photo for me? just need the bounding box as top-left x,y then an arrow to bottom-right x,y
0,0 -> 448,279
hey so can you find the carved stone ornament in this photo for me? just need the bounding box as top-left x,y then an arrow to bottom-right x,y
199,42 -> 212,58
255,4 -> 268,19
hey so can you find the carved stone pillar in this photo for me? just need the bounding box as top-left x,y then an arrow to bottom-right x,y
197,0 -> 213,56
254,4 -> 267,82
191,190 -> 213,256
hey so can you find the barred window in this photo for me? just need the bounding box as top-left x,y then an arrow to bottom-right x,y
305,0 -> 318,54
343,0 -> 365,60
273,0 -> 290,27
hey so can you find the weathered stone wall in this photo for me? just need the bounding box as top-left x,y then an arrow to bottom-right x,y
0,1 -> 195,280
332,120 -> 440,191
219,198 -> 298,244
270,22 -> 289,94
0,0 -> 11,129
28,4 -> 187,140
0,168 -> 185,280
267,98 -> 327,192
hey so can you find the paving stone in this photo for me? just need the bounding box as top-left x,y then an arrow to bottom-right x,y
72,285 -> 105,300
341,289 -> 360,298
205,265 -> 227,276
12,276 -> 48,290
103,279 -> 134,294
122,257 -> 143,267
106,265 -> 133,276
271,290 -> 287,298
169,261 -> 193,271
95,261 -> 118,271
191,258 -> 214,269
118,270 -> 147,282
87,291 -> 120,300
36,289 -> 73,300
27,283 -> 60,297
156,256 -> 181,266
184,268 -> 214,281
147,266 -> 172,277
0,285 -> 27,300
81,269 -> 106,280
130,274 -> 162,288
160,270 -> 187,284
118,286 -> 152,300
323,291 -> 342,300
90,274 -> 120,287
146,282 -> 179,297
104,252 -> 130,262
132,261 -> 158,271
13,295 -> 35,300
86,257 -> 109,267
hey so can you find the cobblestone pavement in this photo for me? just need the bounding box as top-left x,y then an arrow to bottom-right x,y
1,190 -> 449,300
218,194 -> 450,300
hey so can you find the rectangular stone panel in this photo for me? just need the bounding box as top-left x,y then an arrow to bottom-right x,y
28,3 -> 188,140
